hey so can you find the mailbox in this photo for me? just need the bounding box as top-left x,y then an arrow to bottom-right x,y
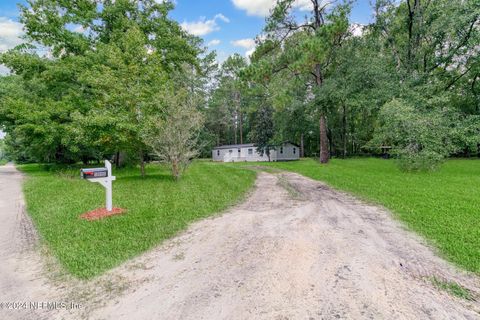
81,167 -> 108,179
80,161 -> 116,212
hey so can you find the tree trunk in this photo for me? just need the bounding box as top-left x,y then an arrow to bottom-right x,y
234,120 -> 237,145
319,114 -> 329,163
172,159 -> 179,180
115,151 -> 128,168
300,133 -> 305,158
237,91 -> 243,145
314,63 -> 329,164
139,150 -> 145,177
342,104 -> 347,159
239,110 -> 243,144
115,151 -> 120,168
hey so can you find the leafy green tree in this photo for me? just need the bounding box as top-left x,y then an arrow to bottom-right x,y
206,54 -> 249,147
248,104 -> 274,161
142,88 -> 204,180
177,51 -> 219,158
368,0 -> 480,168
0,68 -> 87,163
371,99 -> 461,171
0,138 -> 7,161
247,0 -> 352,163
316,34 -> 395,158
72,25 -> 171,176
2,0 -> 479,171
0,0 -> 201,173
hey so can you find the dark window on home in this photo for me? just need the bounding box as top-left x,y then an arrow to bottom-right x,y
229,149 -> 233,153
217,150 -> 220,156
293,148 -> 296,154
248,149 -> 253,155
280,147 -> 283,154
238,148 -> 241,153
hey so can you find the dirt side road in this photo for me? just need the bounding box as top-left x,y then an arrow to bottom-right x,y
0,164 -> 60,320
1,166 -> 479,319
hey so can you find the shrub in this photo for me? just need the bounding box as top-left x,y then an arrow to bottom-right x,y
372,99 -> 458,171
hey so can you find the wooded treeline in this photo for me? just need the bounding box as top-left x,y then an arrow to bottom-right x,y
205,0 -> 480,170
0,0 -> 479,174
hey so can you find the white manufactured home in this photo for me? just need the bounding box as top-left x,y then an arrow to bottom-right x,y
212,142 -> 300,162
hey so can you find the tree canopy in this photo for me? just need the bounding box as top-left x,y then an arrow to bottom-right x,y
1,0 -> 479,172
0,0 -> 204,177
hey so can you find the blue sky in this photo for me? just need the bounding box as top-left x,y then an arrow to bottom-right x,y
0,0 -> 373,62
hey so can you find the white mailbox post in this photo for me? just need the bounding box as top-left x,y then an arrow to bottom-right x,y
80,160 -> 116,212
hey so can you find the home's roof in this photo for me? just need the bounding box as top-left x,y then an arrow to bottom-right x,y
213,143 -> 255,150
213,141 -> 300,150
283,141 -> 300,147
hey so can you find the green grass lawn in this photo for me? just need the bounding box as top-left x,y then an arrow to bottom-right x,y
19,158 -> 480,277
244,158 -> 480,274
19,161 -> 256,279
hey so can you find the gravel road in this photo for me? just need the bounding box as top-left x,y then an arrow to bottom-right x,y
1,166 -> 479,320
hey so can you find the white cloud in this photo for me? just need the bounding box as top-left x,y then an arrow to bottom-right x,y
231,0 -> 313,17
0,17 -> 24,75
231,0 -> 272,16
293,0 -> 313,11
181,14 -> 230,36
73,25 -> 85,33
246,47 -> 256,57
0,65 -> 10,75
181,19 -> 217,36
214,14 -> 230,23
231,38 -> 257,58
0,17 -> 24,52
350,23 -> 364,37
231,38 -> 256,49
207,39 -> 221,47
216,51 -> 229,64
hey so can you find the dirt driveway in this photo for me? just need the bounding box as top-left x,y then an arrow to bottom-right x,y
1,166 -> 480,319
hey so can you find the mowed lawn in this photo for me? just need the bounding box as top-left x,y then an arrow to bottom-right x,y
19,161 -> 256,279
247,158 -> 480,274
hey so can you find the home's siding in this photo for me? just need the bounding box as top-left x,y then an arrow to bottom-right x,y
224,147 -> 269,162
276,143 -> 299,161
213,143 -> 299,162
212,148 -> 231,162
